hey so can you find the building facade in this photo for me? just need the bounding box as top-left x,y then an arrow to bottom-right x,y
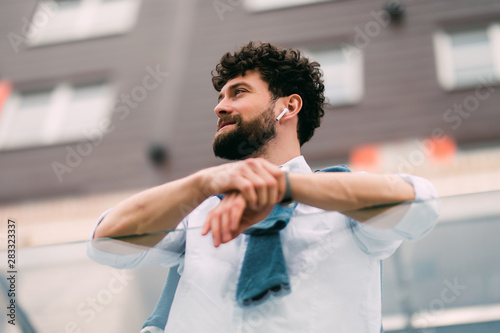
1,0 -> 500,331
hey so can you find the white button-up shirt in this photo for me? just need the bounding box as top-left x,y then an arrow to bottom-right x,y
88,156 -> 439,333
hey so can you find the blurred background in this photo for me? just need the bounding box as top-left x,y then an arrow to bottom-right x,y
0,0 -> 500,332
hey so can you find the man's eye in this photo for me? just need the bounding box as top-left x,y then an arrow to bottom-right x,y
235,89 -> 245,95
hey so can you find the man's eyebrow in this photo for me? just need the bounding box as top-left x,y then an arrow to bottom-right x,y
218,82 -> 252,102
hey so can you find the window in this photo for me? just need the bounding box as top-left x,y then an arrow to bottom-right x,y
244,0 -> 335,12
0,82 -> 114,150
304,45 -> 364,107
27,0 -> 142,46
433,23 -> 500,90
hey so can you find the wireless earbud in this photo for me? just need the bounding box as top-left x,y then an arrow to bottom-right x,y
276,108 -> 289,121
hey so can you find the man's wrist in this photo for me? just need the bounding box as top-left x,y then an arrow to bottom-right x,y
191,170 -> 213,199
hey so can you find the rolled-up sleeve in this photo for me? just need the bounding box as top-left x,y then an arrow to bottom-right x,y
86,209 -> 186,269
349,174 -> 440,259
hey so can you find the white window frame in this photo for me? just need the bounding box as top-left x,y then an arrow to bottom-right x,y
433,22 -> 500,90
243,0 -> 335,12
0,82 -> 115,151
303,45 -> 364,107
26,0 -> 142,46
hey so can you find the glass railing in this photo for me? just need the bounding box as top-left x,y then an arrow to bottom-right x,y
381,190 -> 500,333
1,191 -> 499,333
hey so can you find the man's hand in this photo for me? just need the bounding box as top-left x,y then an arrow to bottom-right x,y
198,158 -> 286,210
201,192 -> 274,247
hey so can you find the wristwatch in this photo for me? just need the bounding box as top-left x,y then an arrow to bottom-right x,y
279,169 -> 293,206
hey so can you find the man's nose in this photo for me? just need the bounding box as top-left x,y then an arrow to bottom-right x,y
214,98 -> 233,117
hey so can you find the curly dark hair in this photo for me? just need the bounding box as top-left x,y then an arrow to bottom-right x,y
212,41 -> 325,146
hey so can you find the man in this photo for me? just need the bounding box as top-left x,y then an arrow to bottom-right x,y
88,41 -> 439,332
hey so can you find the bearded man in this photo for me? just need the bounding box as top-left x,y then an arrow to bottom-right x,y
88,41 -> 439,333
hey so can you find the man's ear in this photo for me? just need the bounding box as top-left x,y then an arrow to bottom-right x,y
278,94 -> 302,121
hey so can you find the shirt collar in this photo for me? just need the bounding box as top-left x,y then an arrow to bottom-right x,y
280,155 -> 312,174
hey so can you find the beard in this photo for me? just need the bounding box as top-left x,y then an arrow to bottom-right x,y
212,105 -> 277,161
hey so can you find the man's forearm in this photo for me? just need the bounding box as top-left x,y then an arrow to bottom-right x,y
94,172 -> 208,240
93,158 -> 287,247
289,173 -> 415,220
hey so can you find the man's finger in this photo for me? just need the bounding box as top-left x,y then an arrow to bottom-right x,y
201,216 -> 211,236
230,194 -> 245,232
241,160 -> 281,207
221,208 -> 232,243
